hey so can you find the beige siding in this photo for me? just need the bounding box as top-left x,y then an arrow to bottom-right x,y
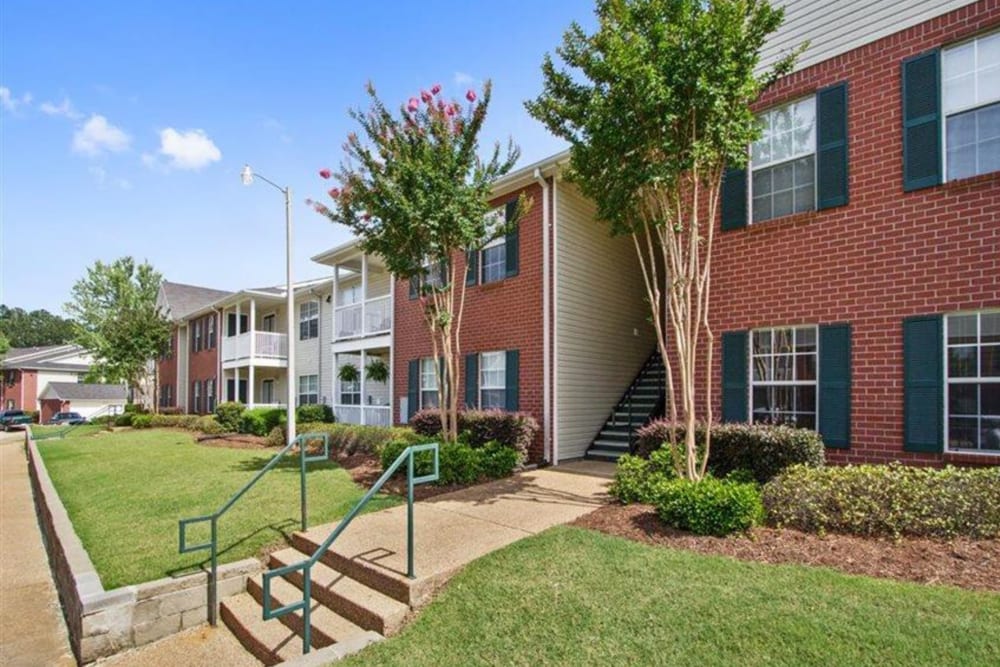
555,183 -> 656,461
760,0 -> 974,73
293,285 -> 333,405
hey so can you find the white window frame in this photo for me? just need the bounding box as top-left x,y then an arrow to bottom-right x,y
479,351 -> 506,409
944,310 -> 1000,454
298,374 -> 319,405
419,357 -> 439,409
749,96 -> 817,224
749,325 -> 819,429
192,380 -> 201,413
942,30 -> 1000,182
299,301 -> 319,340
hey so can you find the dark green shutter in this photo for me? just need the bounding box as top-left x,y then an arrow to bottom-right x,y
407,359 -> 419,421
720,167 -> 747,231
505,199 -> 519,278
903,315 -> 944,452
817,82 -> 849,209
465,249 -> 478,286
819,323 -> 852,448
902,50 -> 942,191
465,354 -> 478,408
721,331 -> 748,422
505,349 -> 519,411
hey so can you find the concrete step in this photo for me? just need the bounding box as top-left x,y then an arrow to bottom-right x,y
246,575 -> 373,648
585,448 -> 627,462
590,440 -> 630,452
220,592 -> 306,666
269,548 -> 410,636
597,430 -> 630,442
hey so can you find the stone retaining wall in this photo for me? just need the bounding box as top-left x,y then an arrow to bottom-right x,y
26,433 -> 263,664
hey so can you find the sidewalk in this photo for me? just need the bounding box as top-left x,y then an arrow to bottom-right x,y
0,430 -> 76,667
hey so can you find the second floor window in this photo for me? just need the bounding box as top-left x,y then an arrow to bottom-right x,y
298,374 -> 319,405
943,31 -> 1000,181
300,301 -> 319,340
206,316 -> 216,349
420,357 -> 439,409
750,97 -> 816,223
192,320 -> 202,352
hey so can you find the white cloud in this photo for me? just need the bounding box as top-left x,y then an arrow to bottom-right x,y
40,97 -> 82,120
453,72 -> 477,87
72,114 -> 131,156
154,128 -> 222,170
1,86 -> 33,113
88,164 -> 132,190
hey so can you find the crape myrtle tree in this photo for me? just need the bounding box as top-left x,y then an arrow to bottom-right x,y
313,81 -> 526,442
65,257 -> 172,406
526,0 -> 799,480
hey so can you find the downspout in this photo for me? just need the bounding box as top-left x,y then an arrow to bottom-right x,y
551,176 -> 560,465
534,168 -> 552,464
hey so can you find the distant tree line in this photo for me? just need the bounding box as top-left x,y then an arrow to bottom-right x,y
0,305 -> 76,349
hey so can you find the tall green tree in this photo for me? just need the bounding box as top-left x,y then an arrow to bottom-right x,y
0,330 -> 9,356
0,305 -> 76,347
526,0 -> 799,479
65,257 -> 171,403
315,81 -> 525,441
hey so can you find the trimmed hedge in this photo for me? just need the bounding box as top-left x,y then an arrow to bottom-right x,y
194,415 -> 224,435
214,401 -> 244,432
241,407 -> 285,436
148,413 -> 199,429
294,422 -> 418,455
635,421 -> 825,483
763,463 -> 1000,539
296,403 -> 334,424
609,448 -> 679,504
411,409 -> 538,460
655,477 -> 764,536
131,414 -> 152,429
380,438 -> 519,486
113,413 -> 133,427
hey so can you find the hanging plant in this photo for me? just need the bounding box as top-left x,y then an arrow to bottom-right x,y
365,358 -> 390,384
338,363 -> 360,383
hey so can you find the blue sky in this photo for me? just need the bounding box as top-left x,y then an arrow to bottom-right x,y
1,1 -> 592,313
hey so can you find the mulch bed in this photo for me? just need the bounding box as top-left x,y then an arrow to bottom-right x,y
195,432 -> 273,449
573,503 -> 1000,593
329,450 -> 466,500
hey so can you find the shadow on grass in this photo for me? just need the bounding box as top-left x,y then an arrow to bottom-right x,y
227,454 -> 340,474
167,516 -> 300,578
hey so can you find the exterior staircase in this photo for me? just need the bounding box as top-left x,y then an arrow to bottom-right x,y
220,534 -> 412,665
585,350 -> 666,461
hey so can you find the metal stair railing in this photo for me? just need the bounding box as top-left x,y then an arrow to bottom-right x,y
260,442 -> 439,654
178,432 -> 330,625
602,349 -> 662,448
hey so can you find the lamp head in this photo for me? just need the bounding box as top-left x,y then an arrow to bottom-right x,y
239,164 -> 254,186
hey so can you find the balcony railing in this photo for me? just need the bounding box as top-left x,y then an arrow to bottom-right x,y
334,405 -> 390,427
334,295 -> 391,340
221,331 -> 288,363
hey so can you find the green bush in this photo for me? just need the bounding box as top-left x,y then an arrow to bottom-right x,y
477,441 -> 521,479
266,426 -> 286,447
124,403 -> 146,414
90,415 -> 113,425
214,401 -> 245,432
763,463 -> 1000,539
240,407 -> 284,436
655,477 -> 764,536
193,415 -> 224,435
635,421 -> 825,483
410,408 -> 538,461
296,403 -> 334,424
297,422 -> 418,455
131,414 -> 152,429
609,445 -> 682,505
148,414 -> 199,429
114,413 -> 133,427
380,438 -> 519,486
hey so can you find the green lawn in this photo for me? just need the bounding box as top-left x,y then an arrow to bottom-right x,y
345,526 -> 1000,667
37,428 -> 399,589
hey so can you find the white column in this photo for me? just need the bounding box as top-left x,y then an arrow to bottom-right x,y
360,349 -> 367,426
235,367 -> 240,404
249,365 -> 256,408
235,302 -> 242,358
249,298 -> 257,359
361,254 -> 368,334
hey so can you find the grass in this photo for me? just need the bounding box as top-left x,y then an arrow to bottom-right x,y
36,428 -> 399,589
31,423 -> 107,439
345,526 -> 1000,667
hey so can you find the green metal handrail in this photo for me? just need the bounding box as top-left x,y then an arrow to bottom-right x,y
261,442 -> 439,654
178,432 -> 330,626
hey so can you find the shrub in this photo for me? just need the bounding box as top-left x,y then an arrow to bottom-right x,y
158,407 -> 182,416
635,421 -> 825,483
114,413 -> 133,427
27,410 -> 40,423
380,438 -> 518,485
148,414 -> 198,429
240,407 -> 284,436
297,422 -> 418,455
409,409 -> 445,438
193,415 -> 224,435
124,403 -> 146,414
296,403 -> 334,424
91,415 -> 113,425
411,408 -> 538,460
266,426 -> 286,447
477,441 -> 521,479
214,401 -> 245,432
655,477 -> 764,536
131,414 -> 152,429
763,463 -> 1000,539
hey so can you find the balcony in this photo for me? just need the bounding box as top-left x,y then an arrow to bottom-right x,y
221,331 -> 289,368
334,295 -> 392,340
333,405 -> 391,427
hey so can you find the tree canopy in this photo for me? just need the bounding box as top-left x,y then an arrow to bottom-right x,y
0,305 -> 76,348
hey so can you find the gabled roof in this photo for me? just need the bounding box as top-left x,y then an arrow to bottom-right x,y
1,345 -> 92,371
39,382 -> 127,401
159,282 -> 232,321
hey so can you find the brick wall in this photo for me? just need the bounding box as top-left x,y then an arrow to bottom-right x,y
709,1 -> 1000,465
3,369 -> 40,412
188,314 -> 221,414
157,329 -> 178,409
393,182 -> 547,460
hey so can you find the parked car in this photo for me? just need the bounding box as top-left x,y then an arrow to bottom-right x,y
48,411 -> 87,426
0,409 -> 34,431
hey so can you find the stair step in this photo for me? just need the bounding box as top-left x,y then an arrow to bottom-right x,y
591,440 -> 630,451
597,431 -> 631,442
220,593 -> 306,666
246,575 -> 372,648
585,448 -> 627,462
270,548 -> 410,636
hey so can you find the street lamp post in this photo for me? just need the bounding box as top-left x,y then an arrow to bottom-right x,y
240,165 -> 296,445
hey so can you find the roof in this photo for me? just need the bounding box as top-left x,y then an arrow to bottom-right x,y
39,382 -> 127,401
159,281 -> 233,321
1,345 -> 92,371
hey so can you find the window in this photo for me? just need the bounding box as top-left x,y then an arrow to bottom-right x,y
750,97 -> 816,222
943,31 -> 1000,181
299,301 -> 319,340
298,374 -> 318,405
423,258 -> 445,289
206,379 -> 216,413
207,317 -> 216,349
750,326 -> 817,429
420,357 -> 439,409
192,319 -> 202,352
340,377 -> 361,405
261,313 -> 276,332
227,313 -> 249,337
338,283 -> 362,306
946,312 -> 1000,452
480,238 -> 507,284
160,384 -> 173,408
479,351 -> 506,409
192,381 -> 201,414
261,379 -> 274,404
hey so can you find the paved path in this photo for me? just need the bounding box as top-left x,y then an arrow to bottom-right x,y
0,430 -> 77,667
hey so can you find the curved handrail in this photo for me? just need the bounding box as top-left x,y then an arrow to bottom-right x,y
178,432 -> 330,625
261,442 -> 439,654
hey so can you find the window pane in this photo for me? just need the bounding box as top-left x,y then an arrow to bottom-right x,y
981,104 -> 1000,140
794,155 -> 815,185
796,354 -> 816,381
752,356 -> 771,382
752,169 -> 771,196
794,185 -> 814,214
945,72 -> 976,112
752,196 -> 772,223
948,314 -> 977,344
772,189 -> 793,218
982,383 -> 1000,415
772,385 -> 793,412
771,162 -> 793,191
421,390 -> 439,409
796,414 -> 816,430
772,129 -> 792,162
753,330 -> 772,354
949,383 -> 978,415
982,345 -> 1000,377
774,354 -> 793,381
795,327 -> 816,352
983,418 -> 1000,450
795,385 -> 816,413
948,416 -> 978,449
481,389 -> 505,410
773,329 -> 794,353
947,145 -> 977,180
949,347 -> 977,377
982,313 -> 1000,343
980,137 -> 1000,175
944,40 -> 975,80
978,65 -> 1000,106
482,244 -> 506,284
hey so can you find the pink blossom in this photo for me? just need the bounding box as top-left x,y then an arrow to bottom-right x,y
328,187 -> 340,199
319,168 -> 332,179
314,203 -> 329,215
421,89 -> 432,103
407,97 -> 419,112
466,89 -> 477,103
430,83 -> 441,95
445,104 -> 455,117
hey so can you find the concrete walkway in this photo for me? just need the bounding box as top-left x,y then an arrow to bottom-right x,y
0,430 -> 77,667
